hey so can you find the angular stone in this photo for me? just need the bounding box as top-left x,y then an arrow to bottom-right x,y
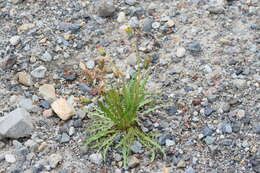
39,84 -> 56,102
17,71 -> 33,86
128,156 -> 140,168
51,98 -> 75,120
0,108 -> 33,139
31,66 -> 47,78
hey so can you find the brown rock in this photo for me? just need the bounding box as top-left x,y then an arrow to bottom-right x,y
51,98 -> 75,120
17,72 -> 33,86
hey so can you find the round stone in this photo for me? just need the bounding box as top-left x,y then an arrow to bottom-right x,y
9,36 -> 21,46
176,47 -> 186,58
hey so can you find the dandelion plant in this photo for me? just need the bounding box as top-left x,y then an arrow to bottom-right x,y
84,71 -> 166,167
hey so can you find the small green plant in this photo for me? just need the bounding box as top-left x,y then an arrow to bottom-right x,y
84,72 -> 166,167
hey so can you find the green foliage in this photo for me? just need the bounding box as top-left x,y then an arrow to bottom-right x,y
84,73 -> 166,168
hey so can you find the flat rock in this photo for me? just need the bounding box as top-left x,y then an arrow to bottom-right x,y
39,84 -> 56,102
130,141 -> 143,153
51,98 -> 75,120
0,108 -> 33,139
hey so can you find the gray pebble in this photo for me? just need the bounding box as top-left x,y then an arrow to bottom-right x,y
40,51 -> 52,62
202,126 -> 214,137
204,107 -> 213,116
254,125 -> 260,134
205,136 -> 215,145
187,41 -> 202,52
186,166 -> 195,173
129,16 -> 140,28
130,141 -> 144,153
142,18 -> 153,32
89,153 -> 102,165
222,123 -> 232,133
60,133 -> 70,143
165,139 -> 175,147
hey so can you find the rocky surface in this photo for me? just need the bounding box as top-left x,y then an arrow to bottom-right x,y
0,0 -> 259,172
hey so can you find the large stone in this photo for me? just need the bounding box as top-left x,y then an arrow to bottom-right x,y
0,108 -> 33,139
51,98 -> 75,120
39,84 -> 56,102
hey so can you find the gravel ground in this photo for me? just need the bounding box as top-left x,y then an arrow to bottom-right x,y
0,0 -> 259,173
